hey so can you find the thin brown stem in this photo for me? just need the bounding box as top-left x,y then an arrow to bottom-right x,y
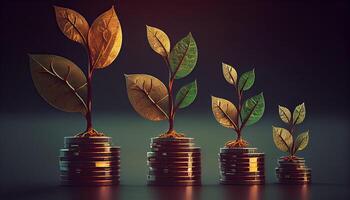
162,56 -> 175,133
85,66 -> 94,132
238,90 -> 243,124
235,84 -> 243,141
84,44 -> 94,133
167,71 -> 175,133
236,129 -> 241,140
288,120 -> 298,156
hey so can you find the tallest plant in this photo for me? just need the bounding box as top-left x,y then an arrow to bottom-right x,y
29,6 -> 122,136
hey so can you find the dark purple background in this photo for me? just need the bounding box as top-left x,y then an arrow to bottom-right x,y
0,0 -> 349,115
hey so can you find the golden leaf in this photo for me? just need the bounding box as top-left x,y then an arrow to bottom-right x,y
211,96 -> 238,129
272,126 -> 293,153
88,6 -> 122,69
222,63 -> 237,85
146,25 -> 170,57
29,54 -> 87,114
125,74 -> 169,121
54,6 -> 89,46
278,105 -> 292,124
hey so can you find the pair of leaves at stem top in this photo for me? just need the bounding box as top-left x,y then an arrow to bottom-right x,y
273,103 -> 309,155
212,63 -> 265,130
29,6 -> 122,115
222,63 -> 255,91
54,6 -> 122,69
146,25 -> 198,79
125,26 -> 198,121
278,103 -> 306,125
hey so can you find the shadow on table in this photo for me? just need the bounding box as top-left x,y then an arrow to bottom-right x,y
274,184 -> 310,200
221,185 -> 265,199
221,184 -> 310,200
149,186 -> 202,200
2,184 -> 121,200
1,183 -> 315,200
147,184 -> 310,200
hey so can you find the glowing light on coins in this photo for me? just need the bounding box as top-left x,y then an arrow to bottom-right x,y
95,161 -> 110,167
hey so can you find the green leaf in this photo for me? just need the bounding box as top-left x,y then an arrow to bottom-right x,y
293,103 -> 306,124
169,33 -> 198,79
272,126 -> 293,153
125,74 -> 169,121
241,93 -> 265,126
294,131 -> 309,153
175,80 -> 197,109
211,96 -> 238,129
222,63 -> 237,85
29,54 -> 87,114
238,69 -> 255,91
278,105 -> 292,124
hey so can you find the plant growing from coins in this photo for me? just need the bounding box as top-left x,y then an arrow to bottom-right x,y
212,63 -> 265,148
125,26 -> 198,138
29,6 -> 122,137
273,103 -> 309,160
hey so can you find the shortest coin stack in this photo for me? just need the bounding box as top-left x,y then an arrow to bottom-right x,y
219,147 -> 265,185
276,157 -> 311,184
147,137 -> 201,186
59,136 -> 120,186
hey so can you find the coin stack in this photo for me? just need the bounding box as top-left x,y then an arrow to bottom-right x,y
59,136 -> 120,186
219,147 -> 265,185
276,157 -> 311,184
147,137 -> 201,186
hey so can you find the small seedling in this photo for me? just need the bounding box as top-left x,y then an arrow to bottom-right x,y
125,26 -> 198,138
29,5 -> 122,137
212,63 -> 265,148
273,103 -> 310,160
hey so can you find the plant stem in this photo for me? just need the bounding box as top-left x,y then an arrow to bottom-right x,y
85,48 -> 94,133
289,121 -> 296,156
167,69 -> 175,133
163,56 -> 175,133
85,70 -> 93,132
235,85 -> 243,141
164,57 -> 175,133
236,129 -> 241,140
162,57 -> 175,133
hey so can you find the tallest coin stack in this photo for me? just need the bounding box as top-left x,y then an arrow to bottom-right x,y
147,137 -> 201,186
59,136 -> 120,186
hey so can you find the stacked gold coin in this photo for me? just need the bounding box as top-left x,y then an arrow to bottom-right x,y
219,147 -> 265,185
147,137 -> 201,186
276,157 -> 311,184
59,137 -> 120,186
